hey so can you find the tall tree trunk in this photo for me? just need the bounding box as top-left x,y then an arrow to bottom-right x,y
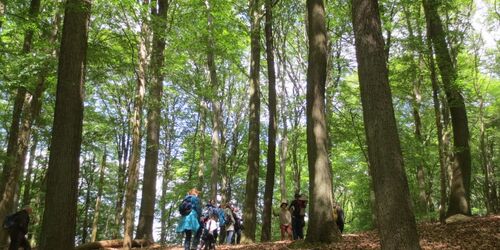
278,71 -> 288,200
422,0 -> 472,217
114,127 -> 130,237
123,1 -> 149,246
261,0 -> 277,242
351,0 -> 420,249
136,0 -> 169,241
21,131 -> 38,207
160,98 -> 176,243
205,0 -> 222,201
304,0 -> 340,243
196,101 -> 207,188
242,0 -> 261,243
403,5 -> 428,215
91,150 -> 106,242
81,157 -> 95,244
426,31 -> 447,223
39,1 -> 91,249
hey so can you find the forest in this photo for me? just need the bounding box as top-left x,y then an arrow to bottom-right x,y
0,0 -> 498,249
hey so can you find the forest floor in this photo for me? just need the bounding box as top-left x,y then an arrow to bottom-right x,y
72,215 -> 499,250
156,215 -> 500,250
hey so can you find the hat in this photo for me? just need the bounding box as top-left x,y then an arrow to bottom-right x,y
189,188 -> 201,195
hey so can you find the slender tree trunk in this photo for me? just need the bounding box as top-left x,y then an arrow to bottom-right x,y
261,0 -> 277,242
160,101 -> 176,243
205,0 -> 222,201
423,0 -> 472,217
123,1 -> 149,246
279,69 -> 288,200
21,131 -> 38,207
0,88 -> 25,199
39,1 -> 91,249
426,31 -> 447,223
81,158 -> 95,244
136,0 -> 169,241
242,0 -> 261,243
114,129 -> 130,237
91,150 -> 106,242
403,5 -> 428,215
351,0 -> 420,249
196,101 -> 207,187
304,0 -> 340,243
0,0 -> 40,205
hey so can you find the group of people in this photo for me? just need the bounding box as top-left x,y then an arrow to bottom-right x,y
176,188 -> 242,250
276,193 -> 345,241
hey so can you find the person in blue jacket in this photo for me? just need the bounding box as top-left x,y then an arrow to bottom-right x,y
176,188 -> 202,250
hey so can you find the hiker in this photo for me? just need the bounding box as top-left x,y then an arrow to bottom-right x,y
201,199 -> 219,242
223,203 -> 235,244
197,213 -> 218,250
176,188 -> 202,250
278,201 -> 292,240
5,206 -> 32,250
334,204 -> 345,233
231,206 -> 242,245
289,193 -> 307,240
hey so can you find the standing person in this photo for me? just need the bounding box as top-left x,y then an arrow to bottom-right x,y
176,188 -> 202,250
223,203 -> 235,244
5,206 -> 32,250
278,201 -> 292,241
289,193 -> 306,240
197,213 -> 217,250
231,207 -> 242,244
334,204 -> 345,233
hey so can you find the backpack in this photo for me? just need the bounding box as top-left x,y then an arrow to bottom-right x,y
216,208 -> 225,225
2,214 -> 16,229
178,196 -> 193,216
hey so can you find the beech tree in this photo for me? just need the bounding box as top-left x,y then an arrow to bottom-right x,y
38,0 -> 91,249
351,0 -> 420,248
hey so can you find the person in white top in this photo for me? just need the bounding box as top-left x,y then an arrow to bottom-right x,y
198,214 -> 218,250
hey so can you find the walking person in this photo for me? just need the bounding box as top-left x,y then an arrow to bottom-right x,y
278,201 -> 292,240
223,203 -> 235,244
176,188 -> 202,250
4,206 -> 32,250
334,204 -> 345,233
289,193 -> 306,240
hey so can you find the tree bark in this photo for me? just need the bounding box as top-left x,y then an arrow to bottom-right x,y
136,0 -> 169,241
91,150 -> 106,242
261,0 -> 277,242
242,0 -> 261,243
123,0 -> 149,246
39,1 -> 91,249
205,0 -> 222,201
21,131 -> 38,207
304,0 -> 340,244
351,0 -> 420,249
422,0 -> 472,217
402,5 -> 428,215
426,32 -> 447,223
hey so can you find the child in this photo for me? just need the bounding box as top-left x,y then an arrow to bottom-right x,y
198,214 -> 218,250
